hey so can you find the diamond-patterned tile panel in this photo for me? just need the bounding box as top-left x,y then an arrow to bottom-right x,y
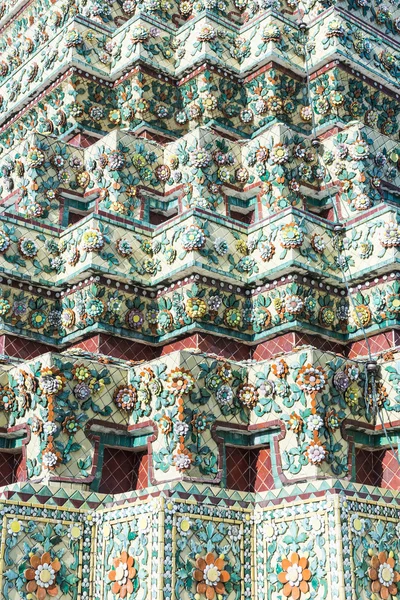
349,331 -> 397,359
254,334 -> 297,360
254,333 -> 345,361
1,335 -> 54,359
68,133 -> 100,148
72,335 -> 158,360
98,336 -> 158,361
14,452 -> 25,482
160,335 -> 201,355
160,334 -> 251,360
355,448 -> 379,486
380,449 -> 400,489
197,334 -> 251,360
71,336 -> 103,354
254,448 -> 274,492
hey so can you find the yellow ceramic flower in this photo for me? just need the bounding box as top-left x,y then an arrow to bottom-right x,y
186,297 -> 207,318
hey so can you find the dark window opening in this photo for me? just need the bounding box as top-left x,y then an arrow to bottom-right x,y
230,209 -> 254,224
98,447 -> 149,494
149,209 -> 177,226
318,207 -> 335,221
225,446 -> 274,492
68,210 -> 88,226
0,450 -> 24,485
355,447 -> 400,489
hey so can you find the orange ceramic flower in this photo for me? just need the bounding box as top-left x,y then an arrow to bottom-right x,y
271,359 -> 289,378
237,383 -> 259,408
108,551 -> 137,598
278,552 -> 311,599
166,368 -> 195,395
25,552 -> 61,600
158,415 -> 173,434
288,412 -> 303,433
193,552 -> 230,599
368,551 -> 400,599
296,364 -> 327,397
140,367 -> 155,383
173,442 -> 192,471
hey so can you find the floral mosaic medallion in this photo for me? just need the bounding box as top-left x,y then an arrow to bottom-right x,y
368,552 -> 399,599
25,552 -> 61,599
193,552 -> 230,599
277,553 -> 311,599
108,551 -> 138,598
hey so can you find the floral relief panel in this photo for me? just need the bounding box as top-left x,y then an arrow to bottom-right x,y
94,499 -> 160,600
255,495 -> 341,600
165,500 -> 251,600
0,503 -> 90,600
342,496 -> 400,600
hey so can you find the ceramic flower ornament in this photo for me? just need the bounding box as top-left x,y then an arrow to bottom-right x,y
271,358 -> 289,378
108,551 -> 138,598
193,552 -> 230,599
278,552 -> 311,599
113,385 -> 138,411
24,552 -> 61,599
296,364 -> 327,398
368,551 -> 400,600
166,367 -> 195,395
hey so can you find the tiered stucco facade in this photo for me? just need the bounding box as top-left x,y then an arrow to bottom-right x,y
0,1 -> 400,600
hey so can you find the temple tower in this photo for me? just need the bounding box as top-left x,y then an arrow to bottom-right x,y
0,0 -> 399,599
